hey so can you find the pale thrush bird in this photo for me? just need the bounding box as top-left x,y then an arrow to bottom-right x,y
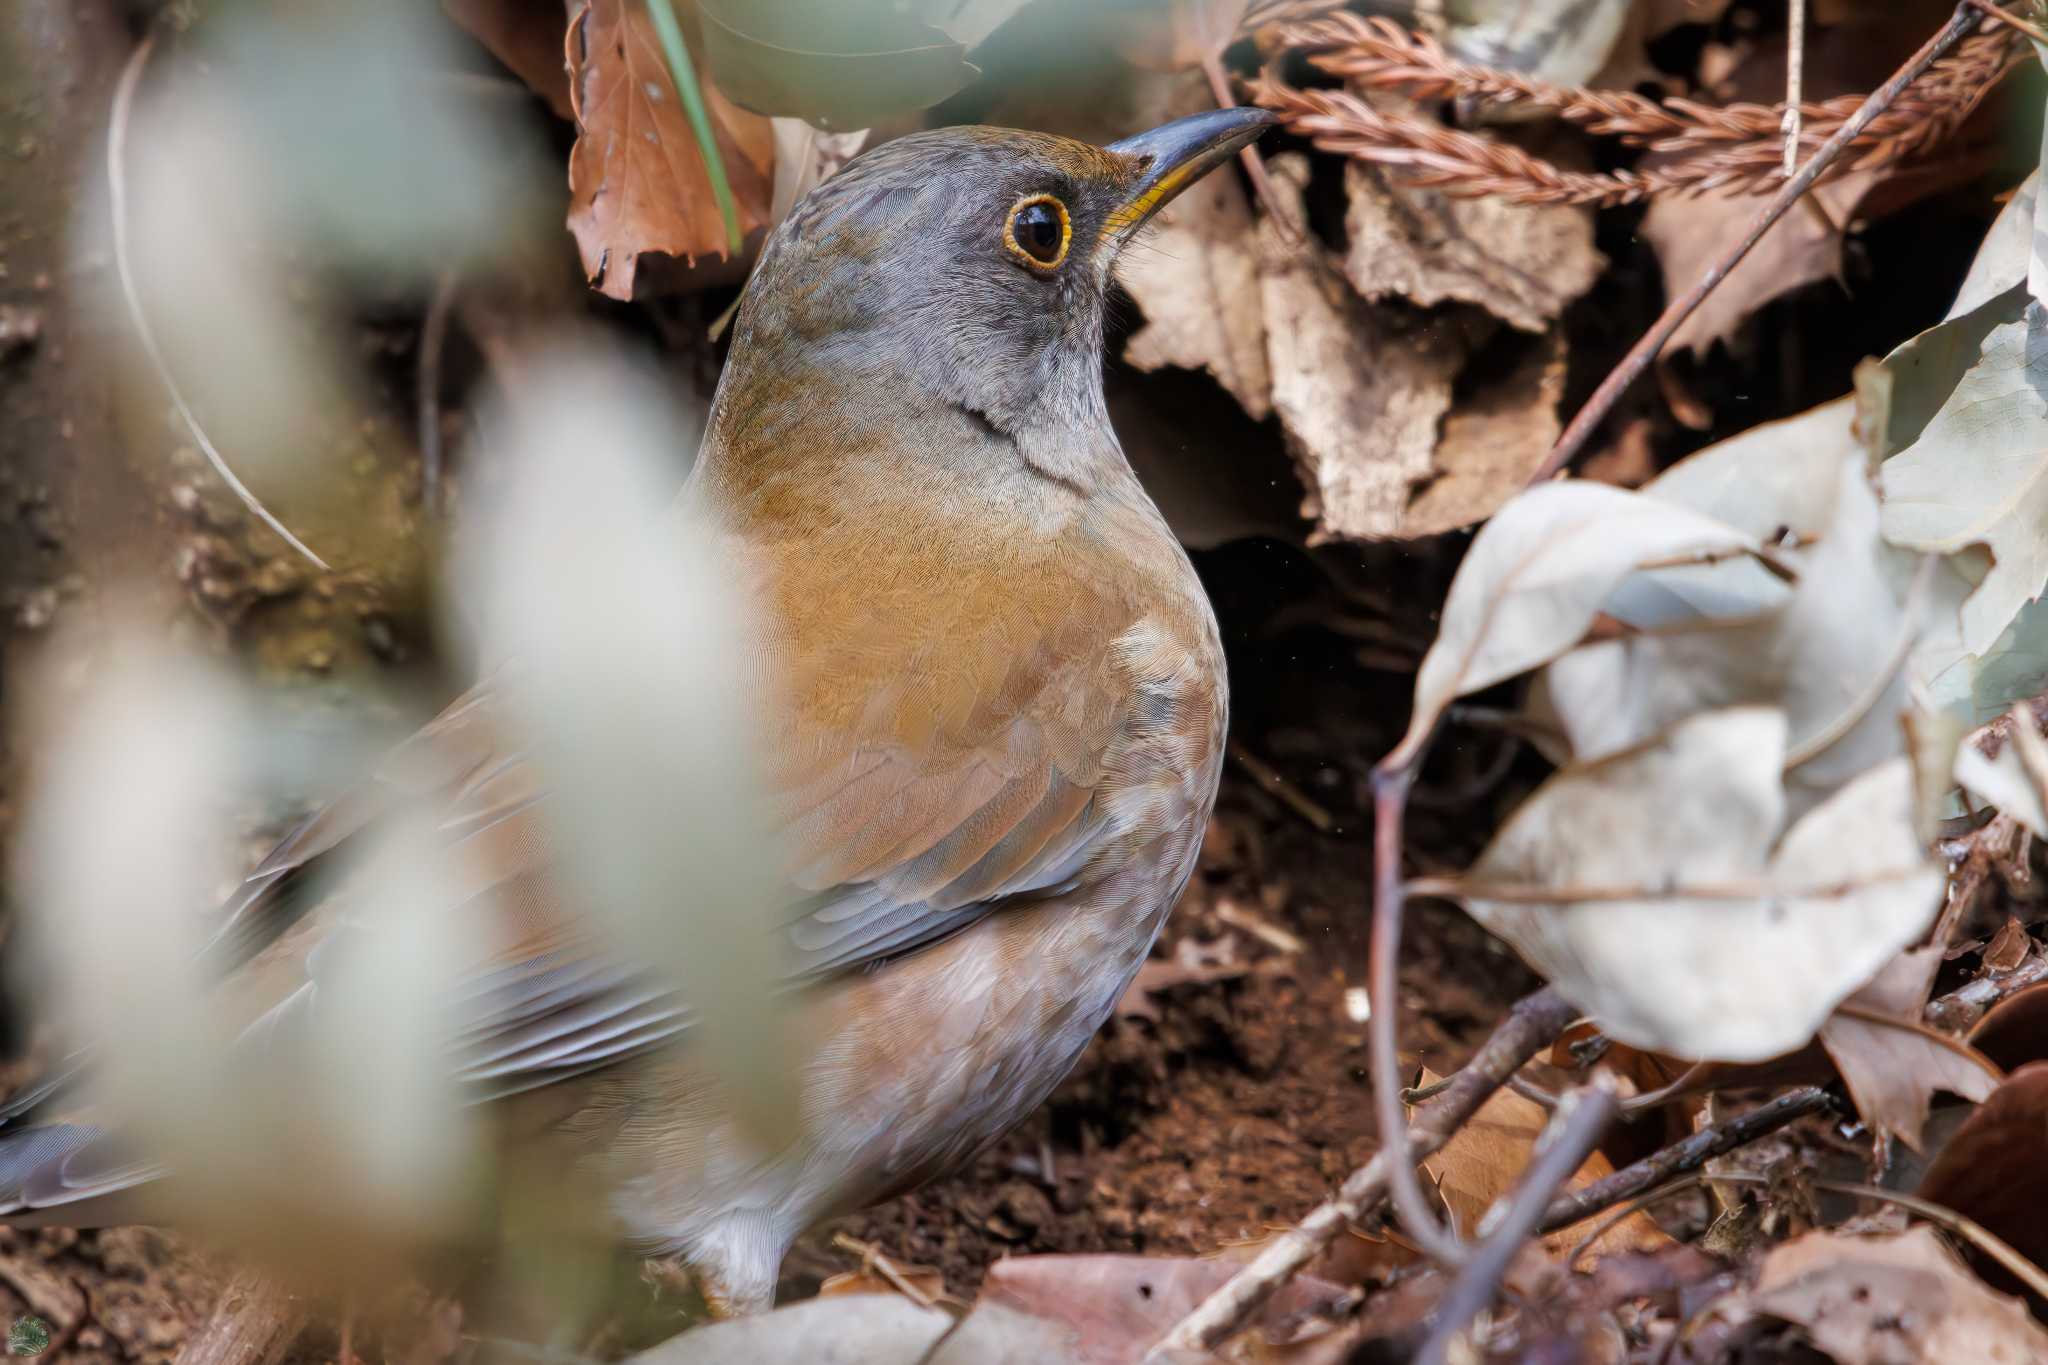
0,106 -> 1273,1313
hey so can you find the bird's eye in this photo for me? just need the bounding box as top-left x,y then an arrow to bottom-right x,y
1003,194 -> 1071,271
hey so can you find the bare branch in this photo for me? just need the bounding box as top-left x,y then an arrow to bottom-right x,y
1536,1086 -> 1836,1233
1416,1080 -> 1621,1365
1533,2 -> 1990,483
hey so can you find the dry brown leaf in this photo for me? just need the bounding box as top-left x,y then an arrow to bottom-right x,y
1412,1066 -> 1673,1261
565,0 -> 776,300
1399,331 -> 1567,537
1340,160 -> 1600,335
1818,944 -> 2001,1153
979,1254 -> 1348,1365
1747,1225 -> 2048,1365
1915,1062 -> 2048,1292
1118,166 -> 1272,420
1258,155 -> 1465,542
443,0 -> 573,119
1640,172 -> 1875,360
1983,918 -> 2032,973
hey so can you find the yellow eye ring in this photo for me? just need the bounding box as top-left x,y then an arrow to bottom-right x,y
1003,193 -> 1071,271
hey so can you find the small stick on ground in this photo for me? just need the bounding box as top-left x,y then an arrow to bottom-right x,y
1531,1 -> 1987,485
1142,987 -> 1576,1360
1536,1086 -> 1836,1234
1228,739 -> 1335,832
1417,1079 -> 1622,1365
176,1268 -> 307,1365
830,1232 -> 947,1312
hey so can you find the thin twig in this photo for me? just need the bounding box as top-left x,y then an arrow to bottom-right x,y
417,270 -> 458,512
1532,2 -> 1988,484
1923,946 -> 2048,1033
108,33 -> 331,571
1370,762 -> 1469,1265
1968,0 -> 2048,45
1706,1172 -> 2048,1300
829,1232 -> 948,1312
1536,1087 -> 1836,1234
1228,739 -> 1335,832
1406,867 -> 1929,906
1783,0 -> 1807,178
1417,1080 -> 1621,1365
1619,1061 -> 1712,1117
1202,50 -> 1300,243
1143,988 -> 1577,1359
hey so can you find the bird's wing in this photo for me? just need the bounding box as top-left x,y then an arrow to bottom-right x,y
202,551 -> 1194,1106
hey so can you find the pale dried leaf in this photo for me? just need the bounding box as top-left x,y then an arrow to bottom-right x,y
1397,481 -> 1755,761
1118,168 -> 1272,420
1748,1226 -> 2048,1365
1611,395 -> 1853,626
1466,712 -> 1943,1062
1952,171 -> 2037,320
980,1254 -> 1349,1365
1340,160 -> 1600,335
1543,457 -> 1912,815
566,0 -> 776,299
1258,156 -> 1462,541
1953,706 -> 2048,838
1879,298 -> 2048,657
626,1293 -> 952,1363
1398,332 -> 1568,537
1819,945 -> 2001,1152
1412,1067 -> 1672,1260
768,118 -> 869,228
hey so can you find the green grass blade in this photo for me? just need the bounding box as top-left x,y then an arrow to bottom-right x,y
645,0 -> 743,258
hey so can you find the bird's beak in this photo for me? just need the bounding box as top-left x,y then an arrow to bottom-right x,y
1100,106 -> 1279,244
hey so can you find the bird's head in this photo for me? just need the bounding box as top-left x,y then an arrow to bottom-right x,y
713,108 -> 1275,490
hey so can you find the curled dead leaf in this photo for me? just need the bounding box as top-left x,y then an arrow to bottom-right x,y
1340,159 -> 1600,336
1818,945 -> 2000,1154
1396,480 -> 1756,764
1747,1225 -> 2048,1365
1461,715 -> 1944,1063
